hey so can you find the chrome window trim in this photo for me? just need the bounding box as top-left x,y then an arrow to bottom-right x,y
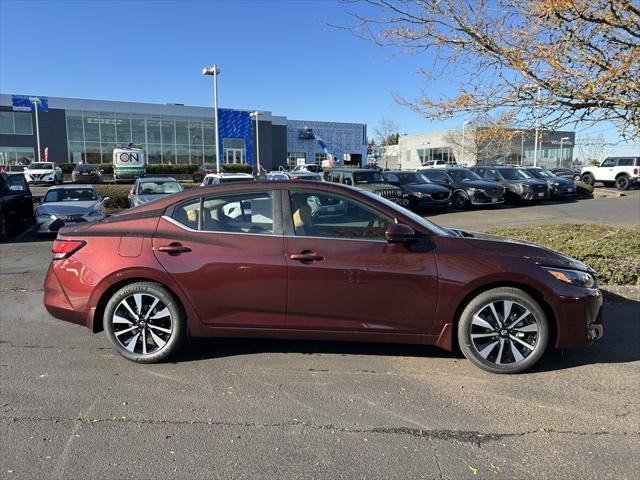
161,215 -> 276,237
161,215 -> 388,243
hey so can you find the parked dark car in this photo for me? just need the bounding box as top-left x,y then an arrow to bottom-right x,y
471,166 -> 548,202
525,167 -> 576,198
382,171 -> 451,210
420,168 -> 505,209
551,167 -> 581,181
192,164 -> 219,183
44,181 -> 604,374
71,164 -> 103,183
325,168 -> 401,203
0,165 -> 27,174
0,172 -> 34,241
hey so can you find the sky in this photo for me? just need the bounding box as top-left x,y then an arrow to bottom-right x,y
1,0 -> 638,159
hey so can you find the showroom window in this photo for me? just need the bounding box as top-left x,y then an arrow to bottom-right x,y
315,152 -> 327,164
0,112 -> 33,135
0,146 -> 35,164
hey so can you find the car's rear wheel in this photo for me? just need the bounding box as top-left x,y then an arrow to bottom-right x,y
458,287 -> 549,374
615,175 -> 630,190
581,173 -> 595,186
104,282 -> 186,363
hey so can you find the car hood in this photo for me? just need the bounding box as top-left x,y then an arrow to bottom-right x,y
405,184 -> 451,194
446,228 -> 594,272
545,176 -> 574,186
25,169 -> 55,174
462,179 -> 504,190
38,201 -> 101,215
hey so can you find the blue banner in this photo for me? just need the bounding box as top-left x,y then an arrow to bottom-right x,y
12,95 -> 48,112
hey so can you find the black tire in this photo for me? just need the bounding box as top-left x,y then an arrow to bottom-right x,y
103,281 -> 187,363
615,175 -> 630,190
452,192 -> 469,209
0,212 -> 7,241
457,287 -> 549,374
581,173 -> 595,186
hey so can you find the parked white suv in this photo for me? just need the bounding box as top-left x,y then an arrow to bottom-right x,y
24,162 -> 63,185
581,157 -> 640,190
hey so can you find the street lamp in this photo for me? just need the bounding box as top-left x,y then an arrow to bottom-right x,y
202,65 -> 221,173
524,83 -> 542,167
559,136 -> 570,167
29,97 -> 42,162
250,111 -> 261,176
461,120 -> 472,166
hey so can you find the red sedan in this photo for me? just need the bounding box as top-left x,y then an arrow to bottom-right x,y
44,181 -> 603,373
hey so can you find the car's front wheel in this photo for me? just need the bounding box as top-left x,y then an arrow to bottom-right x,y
458,287 -> 549,374
452,192 -> 469,209
104,282 -> 187,363
581,173 -> 595,185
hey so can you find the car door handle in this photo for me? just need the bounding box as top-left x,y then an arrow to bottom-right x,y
290,251 -> 324,262
158,243 -> 192,255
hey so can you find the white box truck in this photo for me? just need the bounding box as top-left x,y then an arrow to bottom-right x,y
113,146 -> 145,183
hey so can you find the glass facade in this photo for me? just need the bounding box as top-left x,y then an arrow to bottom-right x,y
0,146 -> 35,164
65,110 -> 217,164
0,111 -> 33,135
418,146 -> 456,165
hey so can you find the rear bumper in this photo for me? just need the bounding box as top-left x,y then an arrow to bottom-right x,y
43,258 -> 101,329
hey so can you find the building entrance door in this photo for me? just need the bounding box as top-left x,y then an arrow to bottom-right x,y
225,148 -> 246,164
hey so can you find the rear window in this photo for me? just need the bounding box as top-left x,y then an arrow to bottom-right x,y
74,164 -> 99,171
617,158 -> 634,167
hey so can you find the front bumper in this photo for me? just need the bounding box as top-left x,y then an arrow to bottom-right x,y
553,287 -> 604,348
470,192 -> 505,205
550,186 -> 577,197
520,191 -> 548,201
36,214 -> 104,233
26,173 -> 56,183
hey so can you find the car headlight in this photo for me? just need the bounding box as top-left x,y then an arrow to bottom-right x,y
412,191 -> 424,197
542,267 -> 596,288
88,207 -> 104,217
467,187 -> 478,193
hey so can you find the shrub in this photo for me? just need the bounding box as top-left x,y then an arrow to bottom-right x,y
487,224 -> 640,285
94,184 -> 131,209
146,164 -> 199,175
221,163 -> 253,174
58,163 -> 77,174
576,182 -> 594,195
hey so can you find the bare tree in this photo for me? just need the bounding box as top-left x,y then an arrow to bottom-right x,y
345,0 -> 640,139
374,116 -> 400,145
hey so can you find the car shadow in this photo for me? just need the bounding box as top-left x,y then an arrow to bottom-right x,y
173,294 -> 639,373
175,337 -> 458,363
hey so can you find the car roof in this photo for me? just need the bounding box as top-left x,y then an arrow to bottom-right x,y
204,173 -> 253,178
47,184 -> 96,190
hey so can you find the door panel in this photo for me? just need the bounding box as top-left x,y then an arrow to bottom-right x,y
153,194 -> 286,328
285,237 -> 437,333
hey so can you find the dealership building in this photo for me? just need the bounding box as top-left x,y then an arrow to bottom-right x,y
0,94 -> 368,171
379,127 -> 576,171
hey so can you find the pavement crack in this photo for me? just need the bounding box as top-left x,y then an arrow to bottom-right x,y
3,415 -> 637,446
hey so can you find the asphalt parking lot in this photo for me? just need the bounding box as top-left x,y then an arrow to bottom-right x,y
1,191 -> 639,479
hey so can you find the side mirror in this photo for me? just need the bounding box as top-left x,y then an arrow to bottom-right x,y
385,223 -> 415,244
101,196 -> 110,202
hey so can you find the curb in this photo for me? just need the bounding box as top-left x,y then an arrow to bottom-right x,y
601,285 -> 640,303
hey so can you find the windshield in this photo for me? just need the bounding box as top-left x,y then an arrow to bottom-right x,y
359,190 -> 451,236
530,168 -> 555,179
396,172 -> 431,185
137,181 -> 183,195
498,168 -> 532,180
449,169 -> 482,182
44,188 -> 97,203
353,171 -> 385,184
29,163 -> 54,169
75,164 -> 98,171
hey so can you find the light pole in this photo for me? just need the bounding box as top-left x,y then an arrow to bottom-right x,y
202,65 -> 221,173
30,97 -> 42,162
559,136 -> 570,167
250,111 -> 261,176
461,120 -> 471,166
524,84 -> 542,167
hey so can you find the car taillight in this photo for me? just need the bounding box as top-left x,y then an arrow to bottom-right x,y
52,240 -> 86,259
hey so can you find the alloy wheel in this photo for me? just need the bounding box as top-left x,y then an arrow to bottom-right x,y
469,300 -> 540,366
111,293 -> 173,356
